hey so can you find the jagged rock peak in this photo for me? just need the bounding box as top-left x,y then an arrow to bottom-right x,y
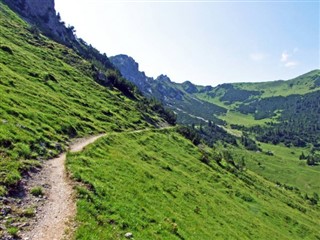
156,74 -> 171,83
110,54 -> 140,72
182,80 -> 198,94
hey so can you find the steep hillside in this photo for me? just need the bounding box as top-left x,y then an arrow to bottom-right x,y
0,1 -> 169,196
1,0 -> 319,239
67,129 -> 320,239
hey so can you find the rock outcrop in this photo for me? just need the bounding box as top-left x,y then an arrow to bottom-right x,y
110,54 -> 185,102
3,0 -> 75,45
110,54 -> 154,94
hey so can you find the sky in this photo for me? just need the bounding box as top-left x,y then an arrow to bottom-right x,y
55,0 -> 319,86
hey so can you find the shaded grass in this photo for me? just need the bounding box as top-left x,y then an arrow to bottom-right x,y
67,130 -> 320,240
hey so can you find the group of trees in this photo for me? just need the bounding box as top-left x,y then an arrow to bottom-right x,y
196,122 -> 237,147
241,134 -> 261,152
299,152 -> 320,166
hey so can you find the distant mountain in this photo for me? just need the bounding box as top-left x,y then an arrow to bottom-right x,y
111,54 -> 320,147
197,70 -> 320,103
110,54 -> 227,125
195,70 -> 320,147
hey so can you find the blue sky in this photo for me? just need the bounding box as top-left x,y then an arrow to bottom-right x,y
55,0 -> 319,86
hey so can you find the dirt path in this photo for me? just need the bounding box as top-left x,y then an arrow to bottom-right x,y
21,134 -> 105,240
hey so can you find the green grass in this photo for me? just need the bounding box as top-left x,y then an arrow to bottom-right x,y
224,142 -> 320,195
220,110 -> 272,127
30,186 -> 44,197
233,70 -> 320,98
67,129 -> 320,240
1,2 -> 320,239
7,226 -> 19,237
0,2 -> 160,194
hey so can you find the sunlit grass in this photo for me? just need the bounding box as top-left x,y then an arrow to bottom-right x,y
67,130 -> 320,240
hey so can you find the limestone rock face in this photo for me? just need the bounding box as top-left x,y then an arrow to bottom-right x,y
21,0 -> 54,18
3,0 -> 74,44
110,54 -> 154,94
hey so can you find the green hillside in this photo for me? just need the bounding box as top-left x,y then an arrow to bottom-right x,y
196,70 -> 320,104
233,70 -> 320,98
0,2 -> 166,195
67,129 -> 320,240
217,142 -> 320,195
195,70 -> 320,127
1,1 -> 320,239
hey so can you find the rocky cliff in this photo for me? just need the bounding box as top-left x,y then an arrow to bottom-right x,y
110,54 -> 154,94
3,0 -> 75,45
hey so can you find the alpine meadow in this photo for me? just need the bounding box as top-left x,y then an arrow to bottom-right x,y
0,0 -> 319,240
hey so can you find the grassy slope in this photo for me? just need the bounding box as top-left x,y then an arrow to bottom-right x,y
194,93 -> 273,128
0,2 -> 156,194
67,129 -> 320,240
194,71 -> 320,195
195,70 -> 320,127
233,70 -> 320,98
218,143 -> 320,195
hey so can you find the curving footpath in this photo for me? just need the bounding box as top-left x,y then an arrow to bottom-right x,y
22,134 -> 105,240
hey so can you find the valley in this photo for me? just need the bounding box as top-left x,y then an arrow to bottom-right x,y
0,0 -> 319,239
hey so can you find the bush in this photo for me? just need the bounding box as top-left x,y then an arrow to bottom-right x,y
44,73 -> 58,82
30,186 -> 44,197
200,153 -> 210,165
7,227 -> 19,237
22,207 -> 36,217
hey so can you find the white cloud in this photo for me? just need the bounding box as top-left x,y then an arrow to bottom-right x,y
280,49 -> 299,68
281,52 -> 289,62
250,52 -> 266,61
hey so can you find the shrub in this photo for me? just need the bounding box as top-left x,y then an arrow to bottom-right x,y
44,73 -> 58,82
22,207 -> 35,217
30,186 -> 44,197
7,227 -> 19,237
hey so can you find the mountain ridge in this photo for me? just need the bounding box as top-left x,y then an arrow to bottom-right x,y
1,1 -> 320,239
110,54 -> 320,127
